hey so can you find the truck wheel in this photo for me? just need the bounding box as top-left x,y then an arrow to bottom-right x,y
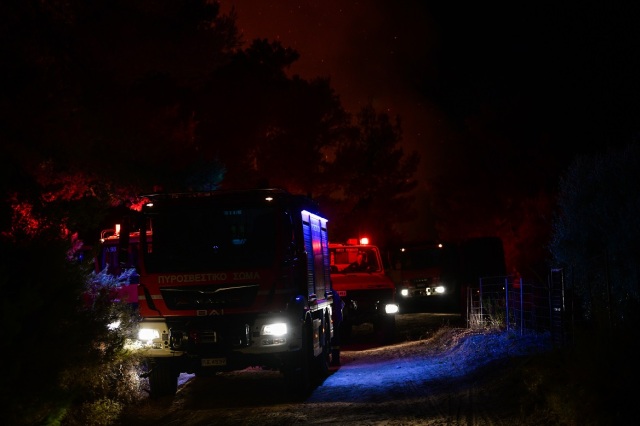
374,314 -> 396,344
148,358 -> 179,398
283,322 -> 312,395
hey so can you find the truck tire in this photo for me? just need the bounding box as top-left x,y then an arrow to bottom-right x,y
283,322 -> 313,395
374,314 -> 396,344
148,358 -> 179,398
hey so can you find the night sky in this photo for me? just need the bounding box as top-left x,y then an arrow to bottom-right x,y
224,1 -> 441,179
223,1 -> 640,242
225,1 -> 640,151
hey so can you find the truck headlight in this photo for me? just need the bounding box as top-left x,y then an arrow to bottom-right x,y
138,328 -> 161,341
400,289 -> 409,297
435,286 -> 445,294
134,320 -> 168,349
385,304 -> 399,314
262,322 -> 287,336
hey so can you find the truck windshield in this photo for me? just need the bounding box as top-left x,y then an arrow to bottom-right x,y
330,246 -> 381,273
143,206 -> 279,273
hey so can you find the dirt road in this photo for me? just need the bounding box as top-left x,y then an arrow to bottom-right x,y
118,313 -> 556,425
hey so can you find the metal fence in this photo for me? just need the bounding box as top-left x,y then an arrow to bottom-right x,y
466,271 -> 569,346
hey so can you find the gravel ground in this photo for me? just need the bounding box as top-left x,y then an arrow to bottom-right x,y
119,315 -> 560,425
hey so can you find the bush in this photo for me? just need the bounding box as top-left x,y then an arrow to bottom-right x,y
1,236 -> 145,426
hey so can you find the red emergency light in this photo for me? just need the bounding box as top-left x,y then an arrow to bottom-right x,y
346,237 -> 370,245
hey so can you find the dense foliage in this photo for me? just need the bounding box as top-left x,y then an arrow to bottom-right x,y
0,234 -> 142,425
547,144 -> 640,424
1,0 -> 418,239
550,142 -> 640,330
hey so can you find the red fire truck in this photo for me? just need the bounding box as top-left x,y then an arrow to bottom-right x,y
329,238 -> 398,343
109,189 -> 336,397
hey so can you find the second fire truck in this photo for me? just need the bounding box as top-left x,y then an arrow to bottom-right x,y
329,238 -> 398,343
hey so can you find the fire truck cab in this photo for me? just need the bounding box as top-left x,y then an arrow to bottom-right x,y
118,189 -> 336,398
329,238 -> 398,343
391,242 -> 451,299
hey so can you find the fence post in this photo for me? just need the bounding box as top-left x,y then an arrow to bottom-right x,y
517,276 -> 522,335
466,285 -> 471,328
504,276 -> 509,332
479,277 -> 484,328
550,268 -> 566,346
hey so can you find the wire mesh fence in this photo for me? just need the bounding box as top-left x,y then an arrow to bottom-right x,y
466,272 -> 569,346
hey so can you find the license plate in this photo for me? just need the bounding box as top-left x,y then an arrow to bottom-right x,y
337,290 -> 347,297
201,358 -> 227,367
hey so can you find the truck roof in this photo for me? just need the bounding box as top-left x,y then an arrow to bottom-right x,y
141,188 -> 322,215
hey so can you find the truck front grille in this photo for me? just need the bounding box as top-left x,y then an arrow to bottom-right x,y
412,277 -> 438,287
161,284 -> 259,310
